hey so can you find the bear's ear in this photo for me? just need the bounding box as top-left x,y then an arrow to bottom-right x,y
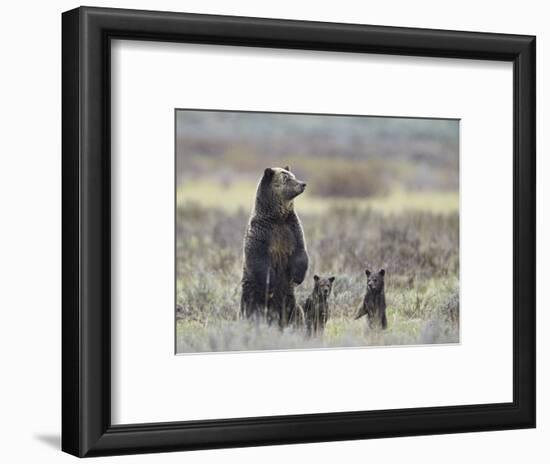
264,168 -> 274,179
284,165 -> 291,172
365,269 -> 371,277
314,274 -> 320,282
379,269 -> 385,276
329,276 -> 335,283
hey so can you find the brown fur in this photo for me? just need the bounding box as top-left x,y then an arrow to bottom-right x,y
268,224 -> 296,267
355,269 -> 388,330
241,167 -> 309,327
304,275 -> 335,336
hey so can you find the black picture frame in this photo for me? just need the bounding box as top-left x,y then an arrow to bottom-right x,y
62,6 -> 536,457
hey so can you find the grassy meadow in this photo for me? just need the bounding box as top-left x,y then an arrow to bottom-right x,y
175,111 -> 459,353
176,184 -> 459,353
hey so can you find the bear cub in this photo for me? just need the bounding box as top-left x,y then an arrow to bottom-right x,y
304,275 -> 335,336
355,269 -> 387,329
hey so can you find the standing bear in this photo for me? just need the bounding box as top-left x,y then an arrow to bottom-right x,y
355,269 -> 388,329
304,275 -> 336,337
241,166 -> 309,328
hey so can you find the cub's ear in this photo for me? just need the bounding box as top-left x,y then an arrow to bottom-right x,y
314,275 -> 320,282
379,269 -> 385,276
264,168 -> 274,179
284,165 -> 291,172
365,269 -> 371,276
329,276 -> 335,283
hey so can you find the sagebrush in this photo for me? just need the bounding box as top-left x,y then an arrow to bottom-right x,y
176,203 -> 459,353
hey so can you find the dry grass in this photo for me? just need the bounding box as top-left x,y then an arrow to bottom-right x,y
176,197 -> 459,353
176,180 -> 459,215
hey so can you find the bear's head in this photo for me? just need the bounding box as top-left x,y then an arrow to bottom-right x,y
262,166 -> 307,202
366,269 -> 385,293
313,274 -> 335,299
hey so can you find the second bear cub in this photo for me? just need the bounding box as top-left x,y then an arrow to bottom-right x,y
304,275 -> 335,336
355,269 -> 388,329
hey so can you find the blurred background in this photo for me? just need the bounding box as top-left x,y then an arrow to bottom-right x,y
176,110 -> 459,213
175,110 -> 459,353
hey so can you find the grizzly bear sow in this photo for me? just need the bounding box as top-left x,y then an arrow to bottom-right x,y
241,166 -> 308,327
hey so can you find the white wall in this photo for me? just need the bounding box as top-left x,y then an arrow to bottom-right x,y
0,0 -> 545,462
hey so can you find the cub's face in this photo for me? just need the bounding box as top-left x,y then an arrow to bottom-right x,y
265,166 -> 306,201
314,275 -> 335,298
366,269 -> 385,293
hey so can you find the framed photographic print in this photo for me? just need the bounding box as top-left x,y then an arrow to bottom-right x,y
62,6 -> 536,457
174,109 -> 460,353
